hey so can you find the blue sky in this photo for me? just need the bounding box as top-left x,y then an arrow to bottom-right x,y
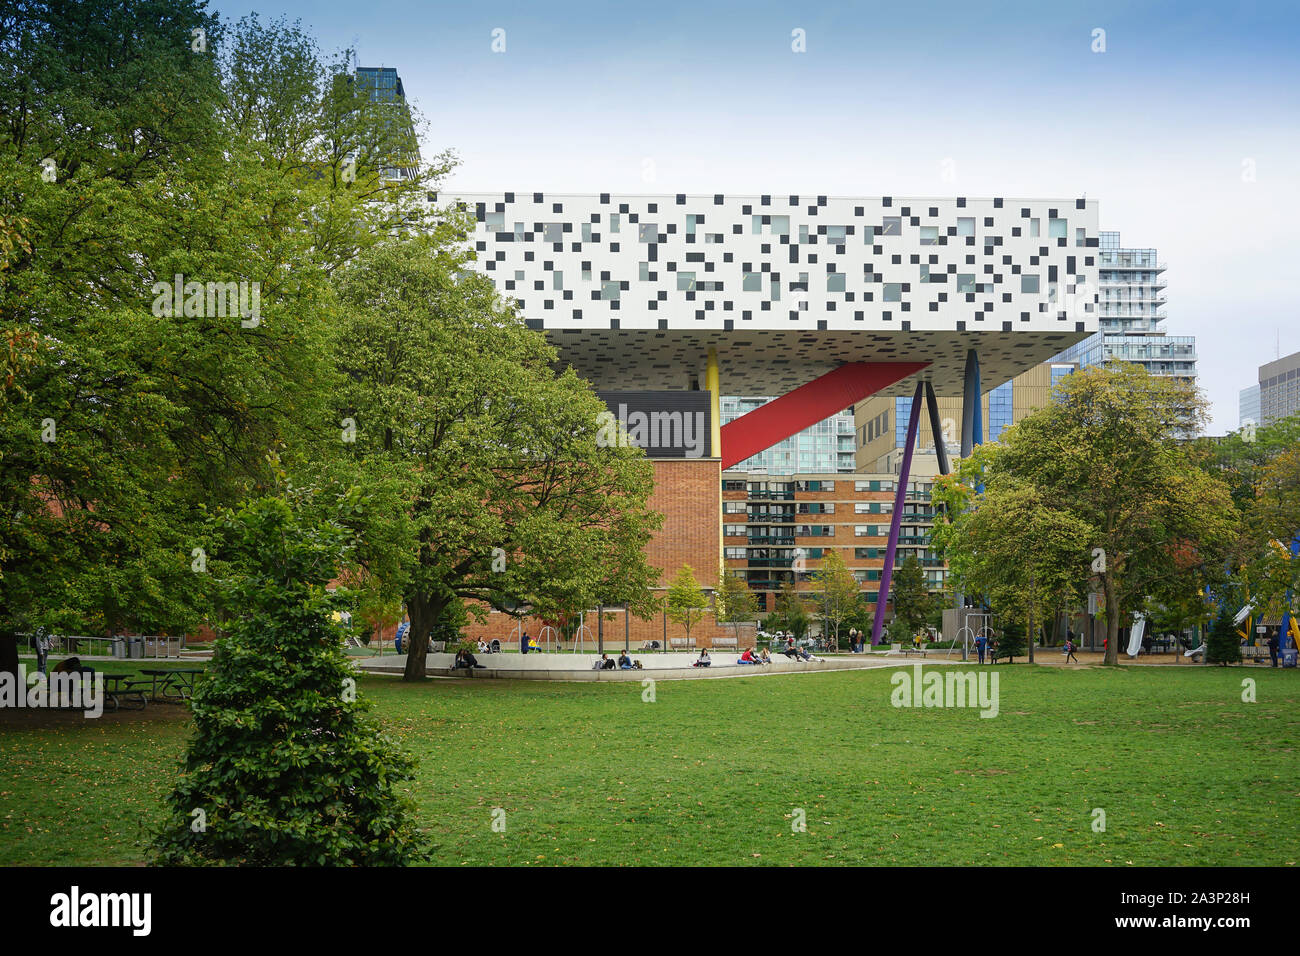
209,0 -> 1300,433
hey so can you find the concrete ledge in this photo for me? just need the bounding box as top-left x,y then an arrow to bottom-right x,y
357,653 -> 928,682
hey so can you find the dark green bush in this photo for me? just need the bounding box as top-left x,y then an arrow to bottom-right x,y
152,493 -> 425,866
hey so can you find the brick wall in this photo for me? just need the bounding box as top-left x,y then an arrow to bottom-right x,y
455,457 -> 749,648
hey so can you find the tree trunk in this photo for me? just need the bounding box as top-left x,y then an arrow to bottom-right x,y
1103,577 -> 1120,666
0,631 -> 18,679
403,592 -> 443,681
1027,578 -> 1036,664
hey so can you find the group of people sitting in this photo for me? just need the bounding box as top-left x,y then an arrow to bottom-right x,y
711,637 -> 825,666
593,652 -> 643,670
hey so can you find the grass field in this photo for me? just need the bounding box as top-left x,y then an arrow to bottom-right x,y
1,663 -> 1297,866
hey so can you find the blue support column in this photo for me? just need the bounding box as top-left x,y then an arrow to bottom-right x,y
960,349 -> 982,458
871,380 -> 925,646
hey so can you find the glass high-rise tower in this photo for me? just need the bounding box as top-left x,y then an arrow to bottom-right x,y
1049,231 -> 1196,379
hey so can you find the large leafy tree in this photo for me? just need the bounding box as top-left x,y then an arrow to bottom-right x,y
933,469 -> 1091,663
936,365 -> 1237,665
0,3 -> 446,641
330,238 -> 662,679
1241,445 -> 1300,623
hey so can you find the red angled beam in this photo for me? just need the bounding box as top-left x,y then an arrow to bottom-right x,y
720,361 -> 928,470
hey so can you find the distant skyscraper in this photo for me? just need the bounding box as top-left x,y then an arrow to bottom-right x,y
1050,231 -> 1196,379
1259,350 -> 1300,425
1239,384 -> 1261,429
352,66 -> 419,182
721,397 -> 856,474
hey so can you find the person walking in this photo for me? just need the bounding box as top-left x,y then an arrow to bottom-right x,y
33,626 -> 51,676
1065,637 -> 1079,664
1268,630 -> 1280,668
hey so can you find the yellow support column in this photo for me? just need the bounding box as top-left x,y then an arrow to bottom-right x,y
706,346 -> 721,458
707,346 -> 723,592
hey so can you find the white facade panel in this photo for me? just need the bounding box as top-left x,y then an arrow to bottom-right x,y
437,191 -> 1099,394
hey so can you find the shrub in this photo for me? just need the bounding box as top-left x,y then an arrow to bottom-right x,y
152,493 -> 426,866
996,617 -> 1027,662
1205,608 -> 1242,666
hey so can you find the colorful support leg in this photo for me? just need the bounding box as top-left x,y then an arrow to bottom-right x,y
871,379 -> 925,646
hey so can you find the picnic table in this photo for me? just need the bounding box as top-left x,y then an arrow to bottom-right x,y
138,667 -> 205,702
100,674 -> 148,712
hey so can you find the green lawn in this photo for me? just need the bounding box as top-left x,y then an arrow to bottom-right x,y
1,664 -> 1296,866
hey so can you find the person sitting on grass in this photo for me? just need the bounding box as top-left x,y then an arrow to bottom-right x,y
693,649 -> 711,668
618,650 -> 634,670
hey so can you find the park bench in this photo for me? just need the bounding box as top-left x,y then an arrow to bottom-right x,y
712,636 -> 738,649
669,637 -> 695,650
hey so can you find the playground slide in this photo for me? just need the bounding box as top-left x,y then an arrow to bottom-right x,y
1126,614 -> 1146,658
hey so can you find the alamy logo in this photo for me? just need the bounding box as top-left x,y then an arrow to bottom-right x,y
49,886 -> 151,936
595,406 -> 706,458
0,665 -> 103,718
890,663 -> 999,718
151,273 -> 261,327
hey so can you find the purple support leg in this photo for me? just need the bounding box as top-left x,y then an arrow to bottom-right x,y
871,380 -> 925,646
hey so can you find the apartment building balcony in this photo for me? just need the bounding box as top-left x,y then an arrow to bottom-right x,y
1099,254 -> 1166,271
